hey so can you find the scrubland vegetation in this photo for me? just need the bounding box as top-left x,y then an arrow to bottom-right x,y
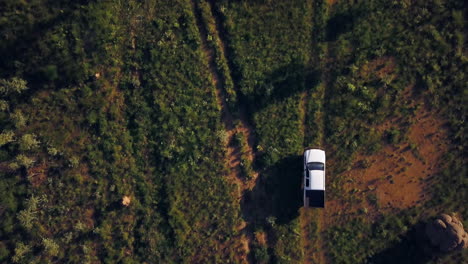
317,1 -> 467,263
0,0 -> 466,263
1,0 -> 240,263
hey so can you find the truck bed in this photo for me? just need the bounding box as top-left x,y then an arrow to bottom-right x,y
305,190 -> 325,208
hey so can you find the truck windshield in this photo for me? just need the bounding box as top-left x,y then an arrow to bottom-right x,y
307,162 -> 324,171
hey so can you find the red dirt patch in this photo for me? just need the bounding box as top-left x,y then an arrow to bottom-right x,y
300,207 -> 328,264
326,93 -> 449,225
79,164 -> 91,181
27,161 -> 48,187
254,231 -> 267,246
84,208 -> 95,229
373,111 -> 448,209
237,234 -> 251,264
360,56 -> 397,83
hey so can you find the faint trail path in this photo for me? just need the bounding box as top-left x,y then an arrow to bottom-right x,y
300,49 -> 328,264
204,0 -> 259,175
315,42 -> 330,264
191,1 -> 259,262
300,81 -> 327,264
299,77 -> 313,264
300,1 -> 331,262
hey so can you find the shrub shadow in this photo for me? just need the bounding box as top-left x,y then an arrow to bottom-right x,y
241,64 -> 320,115
367,222 -> 434,264
0,4 -> 84,71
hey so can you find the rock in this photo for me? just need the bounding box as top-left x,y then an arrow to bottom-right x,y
122,196 -> 131,207
425,213 -> 468,252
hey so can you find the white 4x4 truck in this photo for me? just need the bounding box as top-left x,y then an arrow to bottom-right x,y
303,148 -> 325,208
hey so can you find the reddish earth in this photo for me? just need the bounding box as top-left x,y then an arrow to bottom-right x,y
360,56 -> 397,82
27,161 -> 48,187
84,208 -> 95,229
254,231 -> 267,246
79,164 -> 91,181
374,108 -> 448,209
299,211 -> 309,264
326,93 -> 449,225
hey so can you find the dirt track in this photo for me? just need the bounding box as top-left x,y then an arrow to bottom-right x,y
191,1 -> 260,262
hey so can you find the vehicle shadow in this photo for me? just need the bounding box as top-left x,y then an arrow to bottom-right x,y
241,155 -> 303,227
367,221 -> 435,264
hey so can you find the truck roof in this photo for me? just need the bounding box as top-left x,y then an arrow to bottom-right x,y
309,170 -> 325,190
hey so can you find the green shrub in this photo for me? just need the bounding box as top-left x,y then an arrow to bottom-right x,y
0,78 -> 28,95
385,128 -> 401,144
19,134 -> 40,151
253,244 -> 269,264
0,131 -> 15,146
0,242 -> 9,261
42,238 -> 59,257
12,242 -> 31,263
10,154 -> 35,170
10,110 -> 27,129
40,65 -> 59,81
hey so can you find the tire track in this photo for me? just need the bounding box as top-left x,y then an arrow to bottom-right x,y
300,78 -> 327,264
300,0 -> 331,263
190,1 -> 259,262
300,58 -> 328,264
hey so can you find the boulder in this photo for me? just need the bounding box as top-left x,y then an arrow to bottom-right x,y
425,213 -> 468,252
122,196 -> 131,207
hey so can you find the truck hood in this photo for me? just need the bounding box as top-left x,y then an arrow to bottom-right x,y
304,149 -> 325,164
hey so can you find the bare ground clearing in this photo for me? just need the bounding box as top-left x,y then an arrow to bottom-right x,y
326,93 -> 449,227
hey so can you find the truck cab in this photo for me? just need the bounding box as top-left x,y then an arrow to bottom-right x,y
303,148 -> 325,208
